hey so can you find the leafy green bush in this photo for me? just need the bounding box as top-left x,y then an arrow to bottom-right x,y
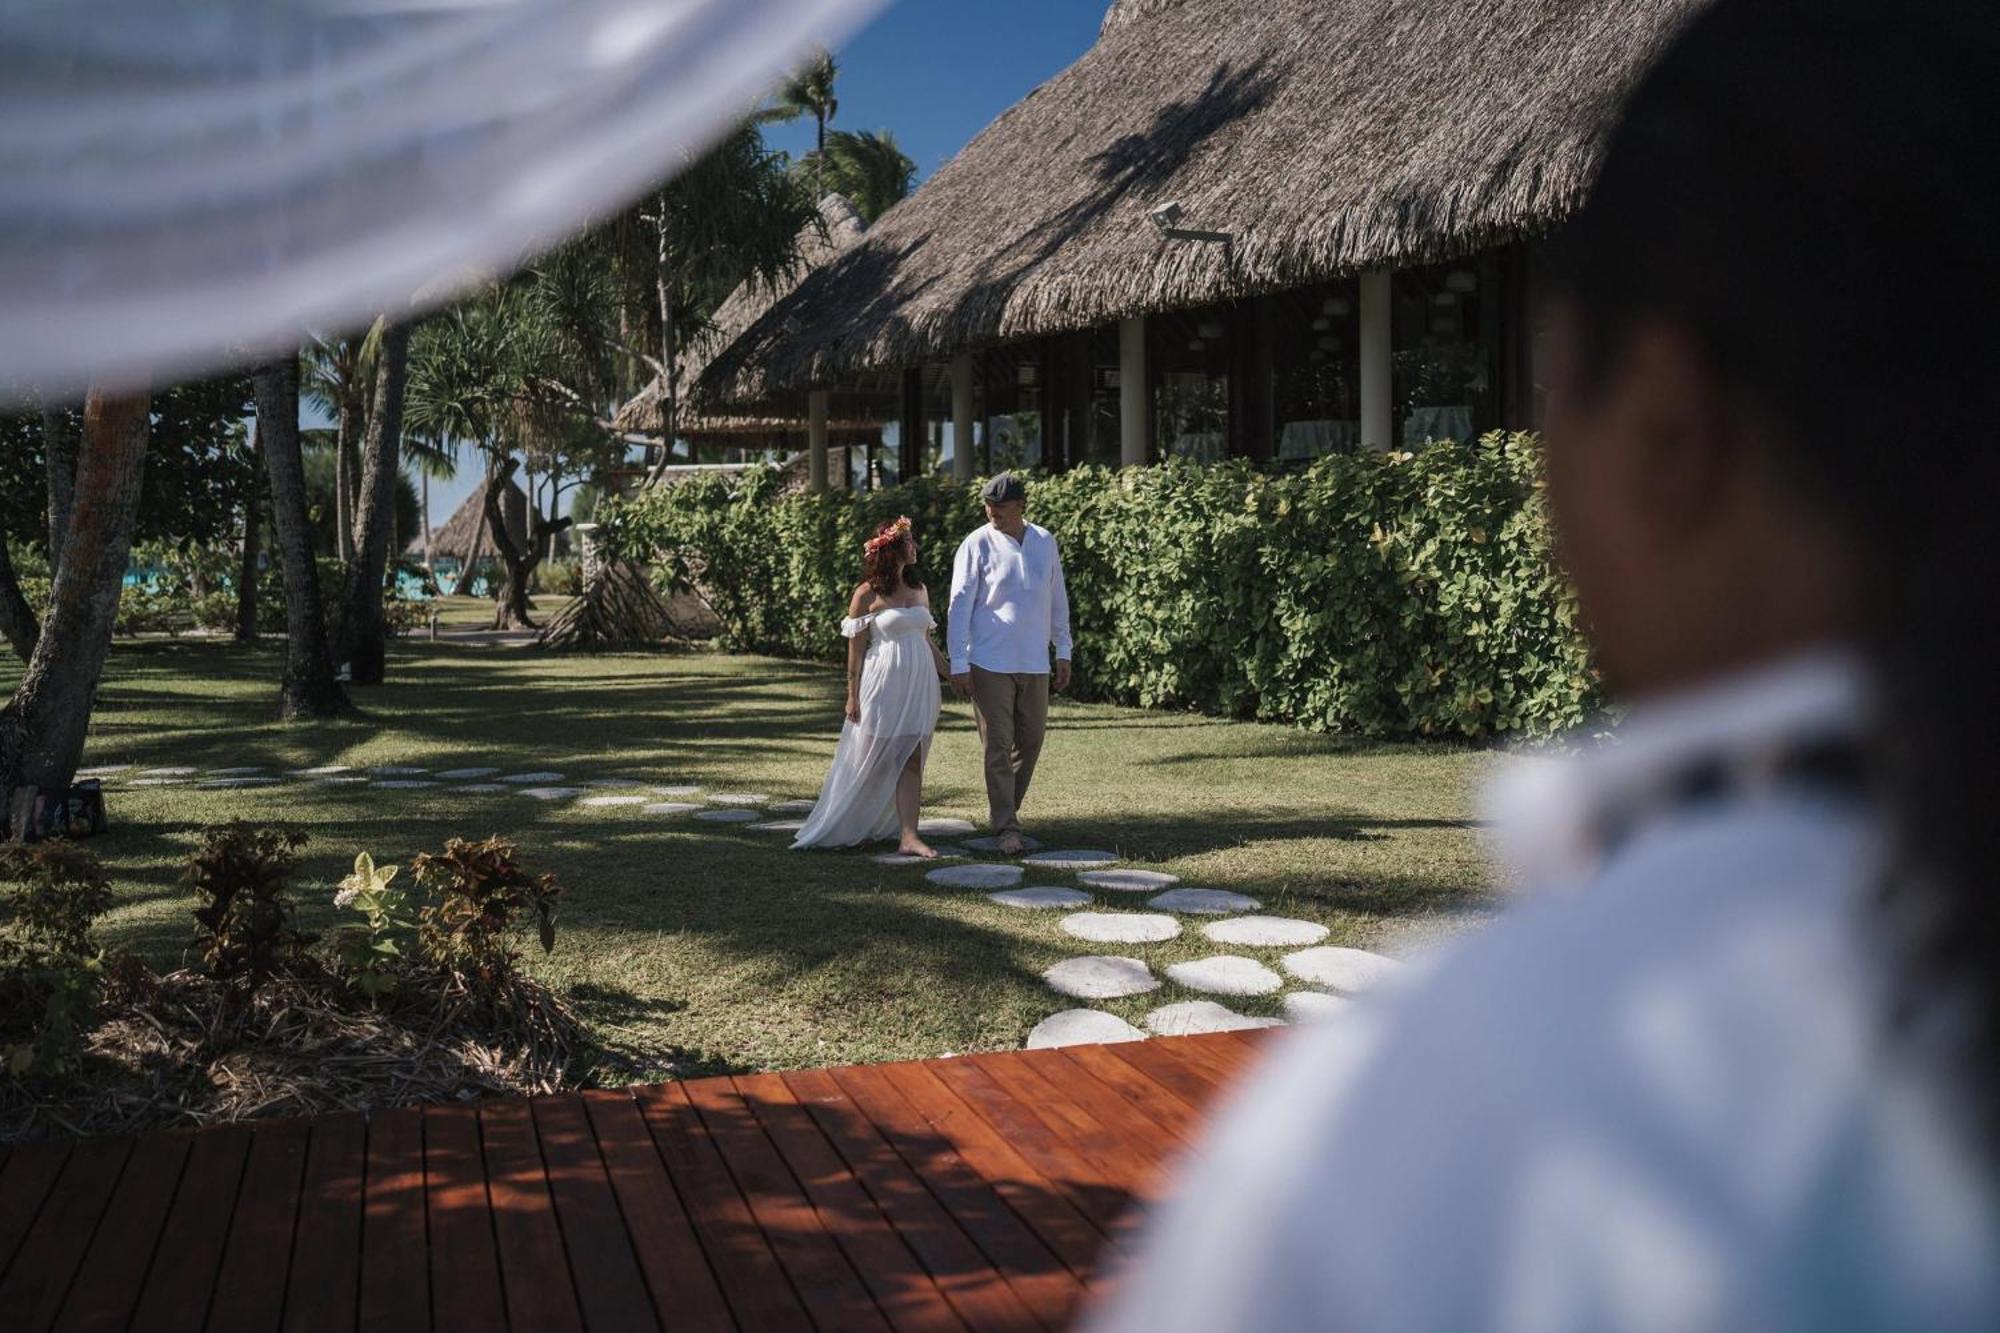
605,434 -> 1598,739
1,841 -> 115,1078
411,836 -> 561,993
332,852 -> 415,1003
185,825 -> 316,991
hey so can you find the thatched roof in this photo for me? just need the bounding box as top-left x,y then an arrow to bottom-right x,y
613,193 -> 869,433
411,476 -> 528,561
701,0 -> 1700,401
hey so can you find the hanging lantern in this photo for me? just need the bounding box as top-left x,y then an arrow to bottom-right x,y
1196,319 -> 1226,340
1323,296 -> 1351,317
1432,292 -> 1458,307
1445,268 -> 1478,293
1310,316 -> 1331,332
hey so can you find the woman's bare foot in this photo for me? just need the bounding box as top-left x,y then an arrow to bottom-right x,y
996,831 -> 1027,856
897,836 -> 939,859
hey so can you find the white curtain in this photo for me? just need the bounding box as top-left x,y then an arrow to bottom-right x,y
0,0 -> 882,401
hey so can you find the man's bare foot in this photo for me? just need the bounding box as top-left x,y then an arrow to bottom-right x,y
897,836 -> 939,860
996,831 -> 1027,856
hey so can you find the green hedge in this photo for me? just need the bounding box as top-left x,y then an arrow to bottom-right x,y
605,433 -> 1598,739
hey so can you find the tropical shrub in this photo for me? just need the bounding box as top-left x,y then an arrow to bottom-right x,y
411,836 -> 561,992
604,433 -> 1598,739
0,841 -> 115,1077
331,851 -> 415,1002
185,825 -> 316,991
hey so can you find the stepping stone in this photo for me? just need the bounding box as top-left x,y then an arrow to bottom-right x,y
872,848 -> 970,866
1147,887 -> 1261,915
1202,916 -> 1331,949
917,817 -> 976,838
1043,956 -> 1158,1000
370,766 -> 429,776
1022,849 -> 1120,870
1166,955 -> 1284,996
751,819 -> 807,833
924,863 -> 1023,890
1026,1010 -> 1146,1050
314,775 -> 370,786
129,778 -> 181,787
292,765 -> 352,777
709,793 -> 771,806
1061,912 -> 1180,944
436,767 -> 500,780
199,776 -> 282,788
656,785 -> 701,798
140,767 -> 197,777
1280,947 -> 1404,995
208,766 -> 267,776
964,834 -> 1042,854
582,795 -> 648,807
76,764 -> 132,776
1282,991 -> 1352,1022
1144,1001 -> 1286,1037
501,772 -> 565,784
1078,868 -> 1179,893
588,777 -> 646,789
695,808 -> 760,823
770,799 -> 817,815
373,780 -> 438,790
519,787 -> 587,801
643,802 -> 702,816
988,887 -> 1091,910
453,784 -> 507,794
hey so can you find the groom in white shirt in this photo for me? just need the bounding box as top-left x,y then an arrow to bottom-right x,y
947,473 -> 1073,855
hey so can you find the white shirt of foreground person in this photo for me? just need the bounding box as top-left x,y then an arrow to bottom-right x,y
946,522 -> 1072,676
1090,652 -> 2000,1333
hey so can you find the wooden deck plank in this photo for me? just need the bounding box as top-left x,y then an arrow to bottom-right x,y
779,1068 -> 1055,1333
128,1123 -> 252,1333
1099,1038 -> 1228,1110
51,1132 -> 190,1333
480,1098 -> 586,1333
683,1074 -> 893,1332
974,1051 -> 1173,1186
207,1119 -> 312,1332
532,1094 -> 662,1332
423,1103 -> 507,1333
358,1106 -> 430,1333
0,1139 -> 72,1276
822,1062 -> 1090,1323
1164,1031 -> 1267,1087
0,1136 -> 132,1333
281,1112 -> 366,1333
1051,1046 -> 1203,1145
579,1089 -> 737,1333
633,1079 -> 814,1332
733,1072 -> 969,1333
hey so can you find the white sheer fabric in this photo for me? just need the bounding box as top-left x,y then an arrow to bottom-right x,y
0,0 -> 880,401
793,606 -> 941,850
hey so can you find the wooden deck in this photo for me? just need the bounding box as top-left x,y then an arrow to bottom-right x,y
0,1031 -> 1272,1331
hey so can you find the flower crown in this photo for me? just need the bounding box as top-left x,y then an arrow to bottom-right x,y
863,515 -> 915,560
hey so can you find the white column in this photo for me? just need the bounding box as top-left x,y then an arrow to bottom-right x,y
1360,268 -> 1393,451
950,355 -> 976,480
1119,316 -> 1148,468
808,389 -> 829,492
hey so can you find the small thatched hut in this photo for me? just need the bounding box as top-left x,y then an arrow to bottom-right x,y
699,0 -> 1701,477
410,476 -> 529,566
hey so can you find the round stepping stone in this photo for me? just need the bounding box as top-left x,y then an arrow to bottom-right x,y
1282,991 -> 1352,1022
988,887 -> 1091,910
208,766 -> 267,776
917,817 -> 976,838
964,834 -> 1043,854
1077,868 -> 1179,893
924,863 -> 1023,890
129,778 -> 180,787
501,772 -> 565,784
199,776 -> 282,788
1202,916 -> 1331,949
436,767 -> 500,780
292,765 -> 352,776
1147,887 -> 1261,915
1167,955 -> 1283,996
1043,955 -> 1158,1000
770,799 -> 817,815
313,775 -> 370,786
140,767 -> 196,777
453,783 -> 507,794
751,818 -> 807,833
1061,912 -> 1180,944
519,786 -> 587,801
871,847 -> 970,866
372,779 -> 438,790
582,795 -> 648,807
695,808 -> 759,823
1145,1001 -> 1286,1037
588,777 -> 646,789
656,785 -> 701,797
709,793 -> 770,806
1022,849 -> 1120,870
1026,1010 -> 1146,1049
369,766 -> 429,776
1280,947 -> 1404,995
643,802 -> 701,816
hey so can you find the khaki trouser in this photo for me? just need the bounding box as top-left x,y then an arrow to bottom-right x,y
969,667 -> 1050,835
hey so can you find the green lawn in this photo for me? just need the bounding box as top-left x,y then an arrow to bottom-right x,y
10,637 -> 1500,1080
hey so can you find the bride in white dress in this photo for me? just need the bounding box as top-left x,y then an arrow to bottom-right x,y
793,516 -> 952,857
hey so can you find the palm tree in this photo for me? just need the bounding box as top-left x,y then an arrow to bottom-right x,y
301,326 -> 383,562
341,318 -> 410,685
807,128 -> 918,223
253,355 -> 352,718
404,436 -> 458,580
768,48 -> 839,161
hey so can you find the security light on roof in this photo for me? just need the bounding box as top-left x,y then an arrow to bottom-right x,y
1149,200 -> 1185,230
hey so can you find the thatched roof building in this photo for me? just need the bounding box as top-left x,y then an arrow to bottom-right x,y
700,0 -> 1699,416
410,476 -> 528,562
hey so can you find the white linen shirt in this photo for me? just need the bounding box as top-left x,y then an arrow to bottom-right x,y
946,521 -> 1072,675
1090,652 -> 2000,1333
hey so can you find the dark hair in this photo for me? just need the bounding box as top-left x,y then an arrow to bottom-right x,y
863,532 -> 923,597
1547,0 -> 2000,1129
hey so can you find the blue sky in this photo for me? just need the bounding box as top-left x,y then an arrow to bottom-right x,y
380,1 -> 1104,532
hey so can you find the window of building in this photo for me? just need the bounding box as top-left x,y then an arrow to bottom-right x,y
1271,280 -> 1363,461
1151,305 -> 1230,463
1392,256 -> 1501,447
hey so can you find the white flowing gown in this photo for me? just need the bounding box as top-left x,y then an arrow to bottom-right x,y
793,607 -> 942,849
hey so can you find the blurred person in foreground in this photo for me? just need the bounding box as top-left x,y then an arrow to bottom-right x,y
1091,0 -> 2000,1328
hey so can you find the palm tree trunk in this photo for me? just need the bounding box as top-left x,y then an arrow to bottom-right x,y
43,408 -> 77,581
235,440 -> 263,642
334,397 -> 356,563
484,455 -> 538,630
254,357 -> 351,719
341,320 -> 409,685
645,222 -> 682,488
0,537 -> 40,664
1,389 -> 149,833
422,471 -> 434,578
